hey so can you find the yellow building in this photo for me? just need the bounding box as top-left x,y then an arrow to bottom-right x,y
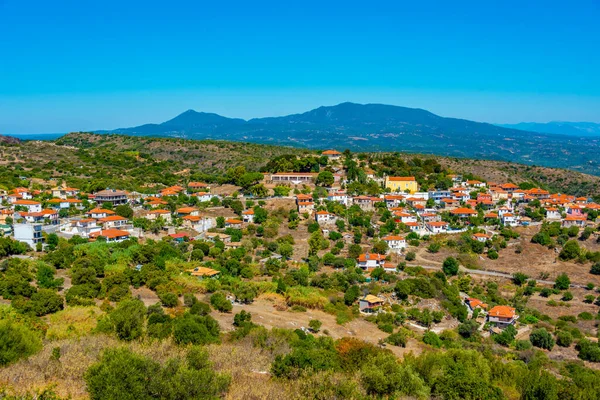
385,176 -> 418,194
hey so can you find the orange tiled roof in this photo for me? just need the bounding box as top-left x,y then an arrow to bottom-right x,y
90,229 -> 130,239
488,305 -> 515,318
451,207 -> 477,215
382,235 -> 405,241
358,253 -> 386,262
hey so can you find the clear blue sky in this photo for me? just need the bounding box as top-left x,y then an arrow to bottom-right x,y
1,0 -> 599,133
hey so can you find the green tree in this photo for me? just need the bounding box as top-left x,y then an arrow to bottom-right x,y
110,299 -> 146,341
556,330 -> 573,347
115,204 -> 133,219
173,314 -> 220,345
210,292 -> 232,312
309,319 -> 322,332
559,240 -> 580,260
344,285 -> 360,305
85,347 -> 230,400
554,273 -> 571,290
0,320 -> 42,366
316,171 -> 334,187
530,328 -> 555,350
442,257 -> 459,276
36,263 -> 64,289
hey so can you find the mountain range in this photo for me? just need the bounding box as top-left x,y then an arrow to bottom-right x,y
498,121 -> 600,137
103,102 -> 600,176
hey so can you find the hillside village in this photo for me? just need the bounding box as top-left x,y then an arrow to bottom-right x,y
2,143 -> 600,399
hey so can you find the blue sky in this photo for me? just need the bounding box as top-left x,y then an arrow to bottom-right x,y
1,0 -> 599,133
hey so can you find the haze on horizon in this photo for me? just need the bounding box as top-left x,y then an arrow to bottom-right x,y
1,0 -> 599,134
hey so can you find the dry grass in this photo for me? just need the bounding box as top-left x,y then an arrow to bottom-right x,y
45,306 -> 104,341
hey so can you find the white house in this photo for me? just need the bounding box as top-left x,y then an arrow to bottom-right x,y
88,208 -> 116,219
89,228 -> 131,243
327,191 -> 350,206
315,210 -> 335,224
16,209 -> 58,225
145,209 -> 172,224
497,207 -> 513,218
545,207 -> 561,220
393,212 -> 417,224
472,233 -> 491,243
501,213 -> 519,227
382,235 -> 406,252
183,215 -> 215,232
242,209 -> 255,223
195,193 -> 219,203
562,215 -> 587,229
357,253 -> 386,270
426,221 -> 449,234
98,215 -> 129,229
487,305 -> 518,329
13,200 -> 42,213
61,218 -> 101,238
13,223 -> 43,247
51,187 -> 80,200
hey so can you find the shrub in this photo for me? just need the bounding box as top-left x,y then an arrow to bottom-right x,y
556,331 -> 573,347
159,292 -> 179,308
457,319 -> 479,340
554,273 -> 571,290
512,272 -> 529,286
405,251 -> 416,262
493,324 -> 517,346
386,331 -> 408,347
591,262 -> 600,275
529,328 -> 555,350
190,301 -> 211,316
427,243 -> 441,253
576,340 -> 600,362
173,314 -> 220,345
110,299 -> 146,341
584,295 -> 595,304
578,312 -> 594,320
85,347 -> 230,400
210,292 -> 232,313
561,291 -> 573,301
515,340 -> 532,351
559,240 -> 580,261
422,331 -> 442,348
309,319 -> 323,332
442,257 -> 459,276
0,320 -> 42,366
487,250 -> 499,260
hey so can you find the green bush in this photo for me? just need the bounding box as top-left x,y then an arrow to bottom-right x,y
554,273 -> 571,290
386,331 -> 408,347
0,320 -> 42,366
556,331 -> 573,347
110,299 -> 146,341
578,312 -> 593,320
210,292 -> 233,313
85,347 -> 230,400
442,257 -> 459,276
422,331 -> 442,348
515,340 -> 532,351
173,313 -> 220,345
159,292 -> 179,308
529,328 -> 555,350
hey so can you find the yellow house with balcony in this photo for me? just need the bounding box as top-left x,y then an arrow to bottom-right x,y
385,176 -> 418,194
